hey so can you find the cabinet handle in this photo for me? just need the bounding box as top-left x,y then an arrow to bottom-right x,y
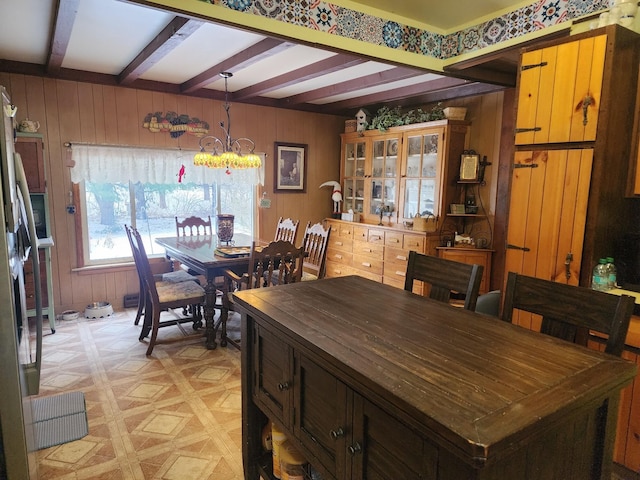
396,255 -> 406,261
277,381 -> 290,391
577,94 -> 594,126
348,442 -> 362,455
362,262 -> 371,268
390,238 -> 400,243
336,241 -> 343,246
330,428 -> 345,439
335,254 -> 343,259
395,271 -> 405,276
564,252 -> 573,281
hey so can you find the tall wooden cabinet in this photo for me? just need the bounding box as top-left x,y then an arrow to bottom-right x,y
506,24 -> 640,471
506,25 -> 640,289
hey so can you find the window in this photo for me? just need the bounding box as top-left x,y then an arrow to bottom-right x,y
78,180 -> 254,264
69,144 -> 263,266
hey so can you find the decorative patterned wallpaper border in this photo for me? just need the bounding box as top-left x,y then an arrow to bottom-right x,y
198,0 -> 608,60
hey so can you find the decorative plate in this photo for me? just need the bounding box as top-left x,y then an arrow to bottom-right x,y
387,139 -> 398,156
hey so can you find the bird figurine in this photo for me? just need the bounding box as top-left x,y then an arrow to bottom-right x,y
319,180 -> 342,217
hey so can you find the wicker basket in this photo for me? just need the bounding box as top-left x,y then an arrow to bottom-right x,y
345,119 -> 357,133
444,107 -> 467,121
413,214 -> 438,232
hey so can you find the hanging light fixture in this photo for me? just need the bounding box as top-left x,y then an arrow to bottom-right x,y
193,72 -> 262,173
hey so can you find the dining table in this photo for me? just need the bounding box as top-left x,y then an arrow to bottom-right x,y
232,275 -> 638,480
155,233 -> 255,349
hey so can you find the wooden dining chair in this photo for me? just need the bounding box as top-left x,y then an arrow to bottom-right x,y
175,215 -> 212,236
502,272 -> 635,357
300,222 -> 331,281
125,225 -> 206,356
125,224 -> 201,326
404,250 -> 484,310
220,240 -> 306,348
274,217 -> 300,244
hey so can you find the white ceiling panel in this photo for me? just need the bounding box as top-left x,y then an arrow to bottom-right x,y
63,0 -> 173,74
0,0 -> 56,64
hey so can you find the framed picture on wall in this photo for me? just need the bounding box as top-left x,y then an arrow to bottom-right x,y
275,142 -> 307,193
459,153 -> 479,181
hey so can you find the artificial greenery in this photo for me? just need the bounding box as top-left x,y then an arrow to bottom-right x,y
367,102 -> 446,132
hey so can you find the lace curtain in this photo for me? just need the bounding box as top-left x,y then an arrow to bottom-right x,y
69,144 -> 264,185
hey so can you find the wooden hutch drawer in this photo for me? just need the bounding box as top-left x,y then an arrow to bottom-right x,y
403,234 -> 425,251
328,237 -> 353,253
327,220 -> 354,239
352,240 -> 384,257
325,261 -> 355,278
326,250 -> 353,266
352,253 -> 384,276
384,231 -> 403,248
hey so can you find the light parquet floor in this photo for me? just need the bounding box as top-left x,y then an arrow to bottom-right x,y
31,309 -> 243,480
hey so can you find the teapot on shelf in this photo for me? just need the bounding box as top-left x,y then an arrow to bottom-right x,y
18,118 -> 40,133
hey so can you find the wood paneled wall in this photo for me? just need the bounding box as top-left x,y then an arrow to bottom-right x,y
1,72 -> 505,312
0,73 -> 345,312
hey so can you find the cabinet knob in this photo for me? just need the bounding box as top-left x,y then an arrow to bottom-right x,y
277,381 -> 290,391
348,442 -> 362,455
330,427 -> 345,439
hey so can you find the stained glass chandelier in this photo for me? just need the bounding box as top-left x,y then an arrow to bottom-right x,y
193,72 -> 262,172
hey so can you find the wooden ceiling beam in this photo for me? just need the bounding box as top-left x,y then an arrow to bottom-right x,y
118,17 -> 203,86
233,54 -> 366,100
323,76 -> 472,112
180,38 -> 294,93
47,0 -> 80,74
282,66 -> 426,106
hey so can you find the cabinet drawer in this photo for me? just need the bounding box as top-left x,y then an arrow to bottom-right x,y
352,253 -> 383,276
384,246 -> 409,263
326,251 -> 353,266
327,221 -> 354,239
325,261 -> 355,278
383,262 -> 407,283
403,234 -> 425,252
352,240 -> 383,257
367,228 -> 385,244
384,231 -> 403,247
328,237 -> 353,253
353,225 -> 369,241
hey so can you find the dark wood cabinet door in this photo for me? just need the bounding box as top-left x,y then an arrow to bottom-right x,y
350,395 -> 436,480
15,135 -> 45,193
294,352 -> 348,478
252,324 -> 293,429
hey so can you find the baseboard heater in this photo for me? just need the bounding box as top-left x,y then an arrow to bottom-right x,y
123,293 -> 139,308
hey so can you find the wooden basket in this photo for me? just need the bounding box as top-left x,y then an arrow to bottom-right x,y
345,119 -> 357,133
413,214 -> 437,232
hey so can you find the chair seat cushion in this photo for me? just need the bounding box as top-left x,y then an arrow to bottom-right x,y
157,280 -> 205,303
160,270 -> 201,284
301,271 -> 318,281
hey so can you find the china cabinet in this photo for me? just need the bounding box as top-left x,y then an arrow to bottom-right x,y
340,119 -> 468,225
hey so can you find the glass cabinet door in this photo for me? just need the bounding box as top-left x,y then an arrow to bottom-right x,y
342,140 -> 366,214
369,138 -> 399,218
402,131 -> 441,220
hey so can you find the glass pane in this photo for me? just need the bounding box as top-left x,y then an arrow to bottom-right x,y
84,180 -> 253,264
419,179 -> 436,216
404,179 -> 419,218
385,154 -> 398,178
407,136 -> 421,156
384,179 -> 396,211
372,156 -> 384,178
355,179 -> 365,213
422,153 -> 437,178
424,134 -> 438,154
373,140 -> 384,158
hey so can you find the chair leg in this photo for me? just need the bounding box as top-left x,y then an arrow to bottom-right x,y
134,282 -> 145,326
145,308 -> 161,356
